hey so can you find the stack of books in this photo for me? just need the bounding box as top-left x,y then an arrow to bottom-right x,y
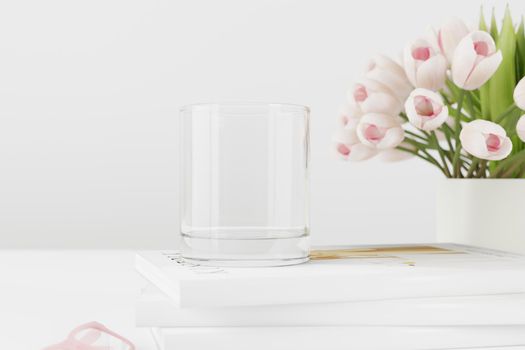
135,244 -> 525,350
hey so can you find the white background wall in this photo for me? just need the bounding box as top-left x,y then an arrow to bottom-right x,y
0,0 -> 522,248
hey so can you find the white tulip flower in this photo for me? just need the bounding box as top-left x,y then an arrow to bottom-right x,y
337,104 -> 361,128
516,115 -> 525,142
513,77 -> 525,110
356,113 -> 405,149
452,31 -> 502,91
348,79 -> 402,116
366,54 -> 413,102
333,126 -> 377,161
403,38 -> 447,91
460,120 -> 512,160
436,17 -> 470,63
405,88 -> 449,131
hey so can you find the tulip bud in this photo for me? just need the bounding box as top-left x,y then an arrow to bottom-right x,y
517,115 -> 525,142
436,17 -> 470,63
403,38 -> 447,91
452,31 -> 502,91
404,88 -> 449,131
356,113 -> 405,149
513,77 -> 525,110
347,79 -> 402,115
459,120 -> 512,160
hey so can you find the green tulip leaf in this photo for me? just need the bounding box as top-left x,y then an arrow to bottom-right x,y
489,5 -> 516,121
515,17 -> 525,81
479,7 -> 491,119
490,7 -> 499,44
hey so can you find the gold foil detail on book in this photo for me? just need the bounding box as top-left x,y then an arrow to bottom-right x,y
310,245 -> 461,260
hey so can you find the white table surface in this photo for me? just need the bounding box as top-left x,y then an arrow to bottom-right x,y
0,250 -> 153,350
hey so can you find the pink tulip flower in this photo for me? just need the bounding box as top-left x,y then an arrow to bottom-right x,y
459,120 -> 512,160
356,113 -> 405,149
451,31 -> 502,91
513,77 -> 525,110
333,127 -> 377,161
403,38 -> 447,91
348,79 -> 402,116
517,115 -> 525,142
366,54 -> 413,103
404,88 -> 449,131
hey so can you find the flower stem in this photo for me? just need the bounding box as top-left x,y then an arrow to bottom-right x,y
494,103 -> 519,123
466,158 -> 480,177
518,166 -> 525,178
464,92 -> 477,118
492,149 -> 525,177
501,158 -> 525,178
430,131 -> 451,177
477,160 -> 488,178
397,146 -> 449,177
452,90 -> 466,178
404,130 -> 429,143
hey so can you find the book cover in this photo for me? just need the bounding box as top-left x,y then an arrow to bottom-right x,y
150,326 -> 525,350
135,244 -> 525,308
136,285 -> 525,327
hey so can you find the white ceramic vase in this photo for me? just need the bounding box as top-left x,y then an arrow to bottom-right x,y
436,179 -> 525,254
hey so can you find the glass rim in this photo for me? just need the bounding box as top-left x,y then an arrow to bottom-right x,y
179,102 -> 310,114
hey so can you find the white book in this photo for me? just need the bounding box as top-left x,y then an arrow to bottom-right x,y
135,244 -> 525,308
150,326 -> 525,350
136,286 -> 525,327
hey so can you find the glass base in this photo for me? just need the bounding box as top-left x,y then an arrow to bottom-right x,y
182,256 -> 309,267
180,232 -> 310,267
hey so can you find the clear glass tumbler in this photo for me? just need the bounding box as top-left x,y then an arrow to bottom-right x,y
179,103 -> 310,267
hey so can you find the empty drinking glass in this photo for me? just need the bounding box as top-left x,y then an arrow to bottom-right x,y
179,103 -> 310,267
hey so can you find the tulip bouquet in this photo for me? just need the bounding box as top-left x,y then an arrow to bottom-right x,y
334,7 -> 525,178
